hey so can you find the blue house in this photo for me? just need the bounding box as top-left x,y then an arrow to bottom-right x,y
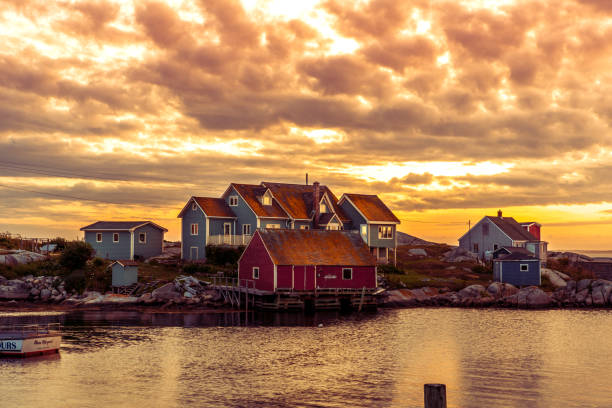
458,210 -> 547,263
109,260 -> 139,287
177,181 -> 400,264
80,221 -> 167,261
493,247 -> 541,286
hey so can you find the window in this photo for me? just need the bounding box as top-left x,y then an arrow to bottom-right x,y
320,203 -> 328,213
191,223 -> 199,235
360,224 -> 367,236
243,224 -> 251,235
378,226 -> 393,239
139,233 -> 146,244
299,225 -> 309,230
224,223 -> 231,236
493,244 -> 498,251
473,243 -> 479,253
253,267 -> 260,279
229,196 -> 238,206
96,233 -> 102,242
262,195 -> 272,205
520,264 -> 529,272
113,233 -> 119,243
266,224 -> 280,229
326,224 -> 340,230
342,268 -> 352,280
192,202 -> 197,211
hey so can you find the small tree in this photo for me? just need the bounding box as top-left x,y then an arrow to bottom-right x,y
49,237 -> 67,252
60,241 -> 94,271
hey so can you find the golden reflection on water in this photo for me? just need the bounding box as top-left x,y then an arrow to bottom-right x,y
0,309 -> 611,408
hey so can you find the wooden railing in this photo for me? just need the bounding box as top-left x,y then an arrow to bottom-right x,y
207,234 -> 252,246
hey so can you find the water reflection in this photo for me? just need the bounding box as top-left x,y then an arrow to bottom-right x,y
1,309 -> 611,408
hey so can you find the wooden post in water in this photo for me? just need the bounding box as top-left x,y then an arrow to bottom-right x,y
424,384 -> 446,408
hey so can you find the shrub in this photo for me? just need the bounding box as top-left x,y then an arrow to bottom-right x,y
92,257 -> 105,267
60,241 -> 94,271
48,237 -> 67,252
64,270 -> 87,294
377,264 -> 405,275
205,245 -> 244,266
183,263 -> 213,275
471,264 -> 492,275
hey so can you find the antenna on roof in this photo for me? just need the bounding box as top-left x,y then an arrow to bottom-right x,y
305,173 -> 308,185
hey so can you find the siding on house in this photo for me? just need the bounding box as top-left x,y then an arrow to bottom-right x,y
133,224 -> 164,260
339,200 -> 366,230
181,202 -> 207,261
238,233 -> 276,291
223,186 -> 258,236
277,265 -> 293,289
259,218 -> 289,229
208,218 -> 235,236
459,217 -> 514,259
293,220 -> 312,230
111,264 -> 138,287
367,224 -> 396,249
315,265 -> 376,289
493,259 -> 541,286
85,231 -> 131,260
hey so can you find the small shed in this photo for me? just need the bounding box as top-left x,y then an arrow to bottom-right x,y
493,247 -> 541,286
238,229 -> 377,292
110,260 -> 139,287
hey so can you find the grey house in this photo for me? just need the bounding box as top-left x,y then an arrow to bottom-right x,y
458,210 -> 547,262
80,221 -> 167,261
177,181 -> 401,264
493,247 -> 541,286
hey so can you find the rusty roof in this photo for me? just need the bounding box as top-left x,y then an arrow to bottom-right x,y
193,197 -> 236,218
342,194 -> 400,223
487,216 -> 537,241
229,183 -> 289,218
256,229 -> 376,266
262,182 -> 350,222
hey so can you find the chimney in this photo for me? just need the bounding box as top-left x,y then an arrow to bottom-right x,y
306,173 -> 308,185
497,209 -> 502,218
313,181 -> 320,226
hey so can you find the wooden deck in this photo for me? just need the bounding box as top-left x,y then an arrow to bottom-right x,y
205,276 -> 385,311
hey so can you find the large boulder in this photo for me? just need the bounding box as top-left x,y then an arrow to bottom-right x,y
384,289 -> 419,307
0,282 -> 29,299
442,247 -> 479,262
591,280 -> 612,306
487,282 -> 519,299
541,268 -> 567,288
458,285 -> 486,299
577,279 -> 592,293
152,283 -> 182,301
517,286 -> 552,308
408,248 -> 428,257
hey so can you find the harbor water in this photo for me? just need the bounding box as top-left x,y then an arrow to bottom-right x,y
1,308 -> 611,408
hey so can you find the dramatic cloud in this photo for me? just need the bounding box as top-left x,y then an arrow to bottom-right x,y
1,0 -> 612,248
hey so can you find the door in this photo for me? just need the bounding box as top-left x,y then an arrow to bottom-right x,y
190,247 -> 198,261
223,223 -> 231,244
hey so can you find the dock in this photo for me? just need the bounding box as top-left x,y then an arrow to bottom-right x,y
206,276 -> 385,311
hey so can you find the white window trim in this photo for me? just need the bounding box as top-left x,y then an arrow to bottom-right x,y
342,268 -> 353,280
113,233 -> 119,243
191,223 -> 199,236
520,264 -> 529,272
229,196 -> 239,206
96,233 -> 102,243
243,224 -> 251,235
378,226 -> 393,239
253,267 -> 260,279
262,195 -> 272,206
266,223 -> 280,229
139,232 -> 147,244
299,225 -> 309,230
223,222 -> 232,235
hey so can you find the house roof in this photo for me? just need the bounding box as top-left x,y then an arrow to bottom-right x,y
495,251 -> 540,261
111,260 -> 139,267
193,197 -> 236,218
493,246 -> 534,256
80,221 -> 167,232
341,194 -> 400,223
256,229 -> 376,266
228,183 -> 289,218
261,182 -> 350,222
318,213 -> 339,225
486,216 -> 537,241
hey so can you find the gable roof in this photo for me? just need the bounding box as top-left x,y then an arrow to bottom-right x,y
111,260 -> 139,267
194,197 -> 236,218
486,216 -> 537,241
80,221 -> 167,232
227,183 -> 289,218
255,229 -> 376,266
495,247 -> 539,261
340,194 -> 400,223
262,182 -> 350,222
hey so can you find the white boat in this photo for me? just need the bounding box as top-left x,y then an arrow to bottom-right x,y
0,323 -> 61,357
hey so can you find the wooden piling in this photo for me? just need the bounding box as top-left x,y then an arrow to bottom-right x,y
424,384 -> 446,408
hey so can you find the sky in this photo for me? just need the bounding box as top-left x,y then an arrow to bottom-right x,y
1,0 -> 612,249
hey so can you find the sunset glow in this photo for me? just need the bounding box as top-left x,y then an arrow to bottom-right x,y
1,0 -> 612,249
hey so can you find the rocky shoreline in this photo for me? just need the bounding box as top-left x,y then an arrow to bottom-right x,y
385,278 -> 612,309
2,273 -> 612,312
